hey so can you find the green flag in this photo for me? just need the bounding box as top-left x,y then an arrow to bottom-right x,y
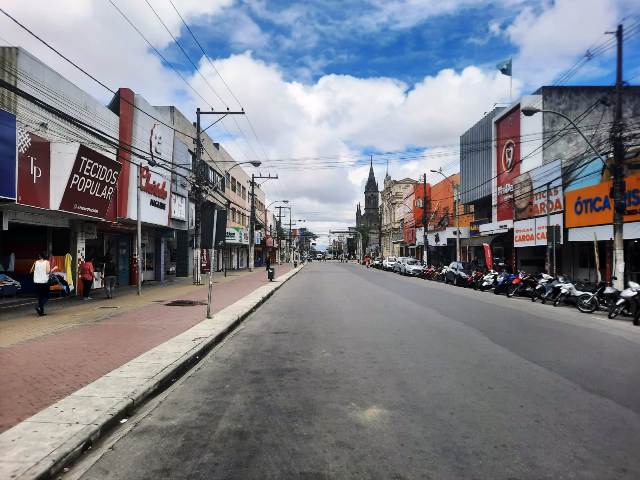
496,58 -> 512,76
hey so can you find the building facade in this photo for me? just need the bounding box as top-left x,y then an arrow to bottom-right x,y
380,174 -> 417,257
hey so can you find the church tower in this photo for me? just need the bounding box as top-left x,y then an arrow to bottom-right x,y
364,157 -> 379,222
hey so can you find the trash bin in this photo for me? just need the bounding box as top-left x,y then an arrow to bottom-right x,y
268,267 -> 275,281
294,260 -> 298,267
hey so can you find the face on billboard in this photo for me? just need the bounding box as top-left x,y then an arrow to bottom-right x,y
17,130 -> 50,208
495,107 -> 521,222
514,160 -> 563,221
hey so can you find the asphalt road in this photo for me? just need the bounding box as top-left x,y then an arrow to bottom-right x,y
72,261 -> 640,480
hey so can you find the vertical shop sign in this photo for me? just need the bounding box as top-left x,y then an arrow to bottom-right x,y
17,130 -> 50,208
0,110 -> 17,200
495,107 -> 521,222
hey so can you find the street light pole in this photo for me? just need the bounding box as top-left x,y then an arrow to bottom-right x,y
520,105 -> 619,286
248,173 -> 278,272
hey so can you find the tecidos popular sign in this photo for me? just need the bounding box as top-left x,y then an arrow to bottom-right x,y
58,145 -> 121,218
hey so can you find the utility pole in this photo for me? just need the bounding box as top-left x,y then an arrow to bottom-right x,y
610,23 -> 625,290
422,173 -> 428,265
193,107 -> 244,285
289,210 -> 292,263
248,173 -> 278,272
275,206 -> 283,264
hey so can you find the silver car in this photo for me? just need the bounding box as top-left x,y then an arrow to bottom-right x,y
393,257 -> 409,273
402,258 -> 424,276
383,256 -> 397,271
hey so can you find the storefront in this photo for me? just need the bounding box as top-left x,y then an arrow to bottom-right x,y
512,160 -> 564,273
564,174 -> 640,283
224,226 -> 249,270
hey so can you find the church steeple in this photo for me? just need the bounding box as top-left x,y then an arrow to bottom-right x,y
365,156 -> 378,193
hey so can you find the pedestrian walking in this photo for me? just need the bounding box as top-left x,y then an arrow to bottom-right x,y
104,254 -> 117,299
79,257 -> 95,300
30,252 -> 56,316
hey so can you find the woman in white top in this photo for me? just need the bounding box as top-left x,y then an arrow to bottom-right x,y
30,252 -> 56,316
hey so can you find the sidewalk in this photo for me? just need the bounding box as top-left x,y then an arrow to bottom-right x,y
0,264 -> 292,433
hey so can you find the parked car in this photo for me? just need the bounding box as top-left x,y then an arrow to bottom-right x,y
316,253 -> 324,260
383,256 -> 397,270
393,257 -> 409,273
444,261 -> 472,285
402,258 -> 424,276
371,257 -> 383,268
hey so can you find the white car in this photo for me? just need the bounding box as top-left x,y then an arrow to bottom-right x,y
383,256 -> 397,271
393,257 -> 409,273
402,258 -> 424,276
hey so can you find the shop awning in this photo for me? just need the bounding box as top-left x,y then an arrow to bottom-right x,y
461,235 -> 496,247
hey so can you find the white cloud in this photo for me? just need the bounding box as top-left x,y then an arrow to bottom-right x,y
506,0 -> 621,86
190,52 -> 518,236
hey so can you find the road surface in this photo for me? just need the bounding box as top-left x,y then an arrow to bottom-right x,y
71,261 -> 640,480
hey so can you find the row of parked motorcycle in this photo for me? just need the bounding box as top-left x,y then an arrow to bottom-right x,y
370,256 -> 640,325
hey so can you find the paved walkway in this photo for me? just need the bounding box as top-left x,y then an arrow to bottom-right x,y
0,264 -> 293,433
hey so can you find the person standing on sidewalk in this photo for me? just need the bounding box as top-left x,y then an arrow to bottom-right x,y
79,257 -> 95,300
30,252 -> 56,316
104,255 -> 117,299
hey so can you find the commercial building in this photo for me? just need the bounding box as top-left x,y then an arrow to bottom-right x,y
380,173 -> 416,257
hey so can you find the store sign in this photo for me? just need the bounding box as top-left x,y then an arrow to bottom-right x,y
470,219 -> 489,237
59,145 -> 121,219
514,160 -> 563,220
495,107 -> 521,222
188,201 -> 196,229
513,214 -> 563,247
565,175 -> 640,228
416,227 -> 424,246
17,130 -> 50,208
225,227 -> 249,244
0,110 -> 16,200
170,193 -> 186,220
254,231 -> 262,245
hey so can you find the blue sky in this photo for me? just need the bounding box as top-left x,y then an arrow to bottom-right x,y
165,0 -> 639,90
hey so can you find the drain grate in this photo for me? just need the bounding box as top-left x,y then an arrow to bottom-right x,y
165,300 -> 207,306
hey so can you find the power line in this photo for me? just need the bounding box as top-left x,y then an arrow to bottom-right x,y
0,6 -> 198,141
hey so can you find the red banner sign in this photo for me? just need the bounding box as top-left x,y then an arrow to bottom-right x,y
495,107 -> 521,222
58,145 -> 121,219
483,243 -> 493,270
17,131 -> 50,208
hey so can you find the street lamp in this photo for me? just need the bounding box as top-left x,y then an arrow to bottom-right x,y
430,168 -> 460,262
203,160 -> 261,319
520,106 -> 624,288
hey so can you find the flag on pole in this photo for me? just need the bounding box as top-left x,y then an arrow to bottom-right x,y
496,58 -> 512,76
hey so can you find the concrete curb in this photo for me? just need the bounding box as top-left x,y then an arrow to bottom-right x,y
0,265 -> 304,480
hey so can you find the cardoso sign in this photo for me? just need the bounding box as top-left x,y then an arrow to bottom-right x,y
565,175 -> 640,228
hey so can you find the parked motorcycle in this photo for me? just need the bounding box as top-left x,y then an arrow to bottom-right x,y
540,276 -> 571,304
494,271 -> 518,295
507,272 -> 541,299
608,281 -> 640,323
575,281 -> 619,314
553,279 -> 593,307
478,270 -> 498,291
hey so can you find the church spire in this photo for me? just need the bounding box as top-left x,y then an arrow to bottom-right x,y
365,155 -> 378,193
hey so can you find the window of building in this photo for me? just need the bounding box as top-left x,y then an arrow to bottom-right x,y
225,172 -> 230,187
231,177 -> 237,193
242,186 -> 247,200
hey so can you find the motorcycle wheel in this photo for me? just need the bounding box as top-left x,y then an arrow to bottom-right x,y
506,284 -> 518,298
576,294 -> 598,314
553,294 -> 564,307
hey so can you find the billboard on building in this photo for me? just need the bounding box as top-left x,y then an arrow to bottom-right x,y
0,109 -> 16,201
495,106 -> 521,222
17,130 -> 50,208
513,159 -> 563,220
514,214 -> 563,247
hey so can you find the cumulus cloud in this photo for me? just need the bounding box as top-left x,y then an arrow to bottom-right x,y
506,0 -> 621,86
189,52 -> 518,239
